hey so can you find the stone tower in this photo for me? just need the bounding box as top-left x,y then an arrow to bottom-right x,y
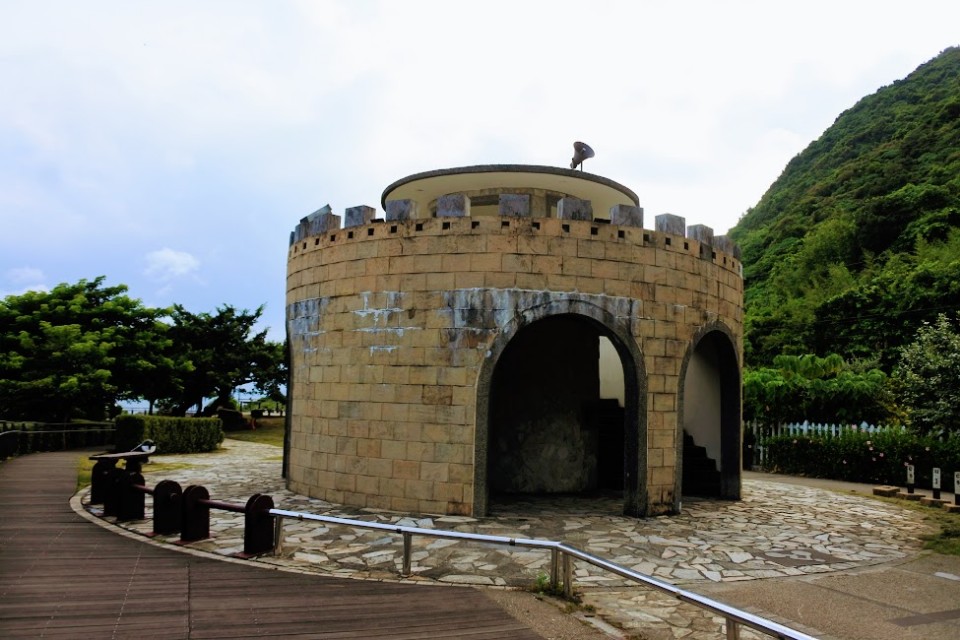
286,164 -> 743,517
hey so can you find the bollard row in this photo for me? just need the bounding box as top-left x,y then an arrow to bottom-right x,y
874,465 -> 960,512
88,467 -> 275,556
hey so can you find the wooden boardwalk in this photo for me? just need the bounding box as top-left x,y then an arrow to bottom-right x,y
0,451 -> 543,639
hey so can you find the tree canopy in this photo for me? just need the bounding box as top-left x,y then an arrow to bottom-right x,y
0,277 -> 286,421
164,304 -> 284,416
0,278 -> 169,420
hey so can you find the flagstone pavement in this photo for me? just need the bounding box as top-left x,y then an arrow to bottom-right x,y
78,440 -> 938,639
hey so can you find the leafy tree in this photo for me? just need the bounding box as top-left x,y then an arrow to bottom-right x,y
744,353 -> 895,425
163,304 -> 285,416
894,313 -> 960,435
0,277 -> 170,421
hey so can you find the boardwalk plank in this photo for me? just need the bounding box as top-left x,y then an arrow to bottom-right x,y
0,451 -> 542,640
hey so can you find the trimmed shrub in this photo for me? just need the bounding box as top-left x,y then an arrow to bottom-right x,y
762,427 -> 960,489
115,415 -> 223,454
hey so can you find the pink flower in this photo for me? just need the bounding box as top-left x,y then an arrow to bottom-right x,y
879,452 -> 884,458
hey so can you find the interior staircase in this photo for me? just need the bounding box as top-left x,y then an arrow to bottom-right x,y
682,431 -> 721,497
593,399 -> 625,490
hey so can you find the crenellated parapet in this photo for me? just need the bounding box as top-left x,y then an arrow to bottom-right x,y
290,203 -> 741,274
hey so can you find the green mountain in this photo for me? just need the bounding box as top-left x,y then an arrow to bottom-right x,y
730,46 -> 960,369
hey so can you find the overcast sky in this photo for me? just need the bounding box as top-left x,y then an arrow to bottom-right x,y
2,1 -> 958,341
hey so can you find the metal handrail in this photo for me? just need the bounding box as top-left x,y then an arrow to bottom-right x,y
0,428 -> 115,437
269,507 -> 817,640
0,427 -> 116,457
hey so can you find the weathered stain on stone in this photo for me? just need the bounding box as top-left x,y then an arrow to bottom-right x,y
287,297 -> 328,354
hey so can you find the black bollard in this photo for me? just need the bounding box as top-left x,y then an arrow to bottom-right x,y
242,493 -> 276,557
181,485 -> 211,543
90,458 -> 118,505
116,471 -> 145,522
102,465 -> 125,517
153,480 -> 182,536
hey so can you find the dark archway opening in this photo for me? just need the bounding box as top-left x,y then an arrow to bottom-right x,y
680,330 -> 742,500
487,315 -> 627,510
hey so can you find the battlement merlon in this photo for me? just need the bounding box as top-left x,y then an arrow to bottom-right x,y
289,164 -> 739,257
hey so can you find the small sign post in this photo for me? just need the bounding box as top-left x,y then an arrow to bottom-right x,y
954,471 -> 960,506
933,467 -> 942,500
906,465 -> 915,494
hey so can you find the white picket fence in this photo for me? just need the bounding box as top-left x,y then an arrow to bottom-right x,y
743,420 -> 903,468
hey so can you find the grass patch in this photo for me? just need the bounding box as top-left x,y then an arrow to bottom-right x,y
920,508 -> 960,555
224,417 -> 284,447
77,456 -> 93,490
141,461 -> 195,475
866,492 -> 960,556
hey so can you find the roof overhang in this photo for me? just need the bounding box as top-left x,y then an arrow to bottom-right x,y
381,164 -> 639,215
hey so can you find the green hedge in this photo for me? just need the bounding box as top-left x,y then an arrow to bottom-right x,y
115,415 -> 223,454
763,428 -> 960,489
0,422 -> 115,459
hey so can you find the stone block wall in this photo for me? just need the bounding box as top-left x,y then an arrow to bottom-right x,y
286,214 -> 742,516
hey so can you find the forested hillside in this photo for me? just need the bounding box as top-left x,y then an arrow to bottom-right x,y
731,47 -> 960,369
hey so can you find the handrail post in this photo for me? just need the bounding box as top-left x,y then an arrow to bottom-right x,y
550,548 -> 559,591
562,552 -> 573,599
273,514 -> 284,556
726,616 -> 740,640
402,531 -> 412,576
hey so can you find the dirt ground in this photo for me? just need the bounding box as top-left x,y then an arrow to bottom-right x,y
482,588 -> 622,639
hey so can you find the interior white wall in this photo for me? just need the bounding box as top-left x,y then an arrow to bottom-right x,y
598,336 -> 625,407
683,342 -> 723,466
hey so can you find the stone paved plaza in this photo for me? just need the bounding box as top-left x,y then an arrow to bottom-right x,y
81,440 -> 934,639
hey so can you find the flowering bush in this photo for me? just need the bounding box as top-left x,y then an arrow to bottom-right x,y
762,428 -> 960,488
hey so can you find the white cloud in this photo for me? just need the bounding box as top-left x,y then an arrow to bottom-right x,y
144,248 -> 200,282
6,267 -> 45,284
0,267 -> 48,298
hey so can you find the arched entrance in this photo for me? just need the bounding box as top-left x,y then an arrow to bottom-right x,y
474,304 -> 647,517
678,327 -> 742,500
